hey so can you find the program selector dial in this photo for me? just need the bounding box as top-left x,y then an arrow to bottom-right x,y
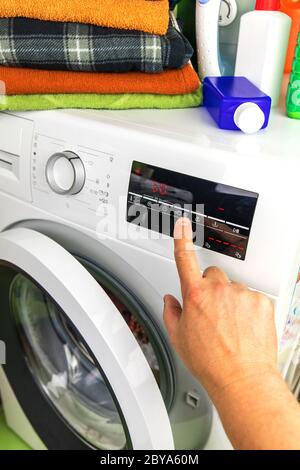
46,151 -> 86,195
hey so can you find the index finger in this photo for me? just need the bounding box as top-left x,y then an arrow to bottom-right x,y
173,217 -> 202,295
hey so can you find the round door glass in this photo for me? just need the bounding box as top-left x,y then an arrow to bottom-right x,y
9,261 -> 173,450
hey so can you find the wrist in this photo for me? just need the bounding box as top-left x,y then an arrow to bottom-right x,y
208,366 -> 296,450
204,361 -> 281,404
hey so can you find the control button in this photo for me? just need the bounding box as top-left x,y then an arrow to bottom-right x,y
195,215 -> 204,224
234,251 -> 242,259
186,391 -> 200,409
99,190 -> 109,198
226,222 -> 249,231
46,151 -> 86,195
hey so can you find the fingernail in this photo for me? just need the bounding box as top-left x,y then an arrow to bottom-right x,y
174,217 -> 192,239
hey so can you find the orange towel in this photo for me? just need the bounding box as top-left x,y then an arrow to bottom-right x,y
0,0 -> 169,35
0,64 -> 200,96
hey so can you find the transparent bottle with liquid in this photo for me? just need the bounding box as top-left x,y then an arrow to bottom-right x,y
178,0 -> 256,75
219,0 -> 256,75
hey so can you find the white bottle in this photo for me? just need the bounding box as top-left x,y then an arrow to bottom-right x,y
235,0 -> 291,107
196,0 -> 223,79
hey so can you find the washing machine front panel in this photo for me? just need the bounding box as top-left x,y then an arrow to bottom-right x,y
0,228 -> 175,450
22,109 -> 300,301
0,110 -> 298,301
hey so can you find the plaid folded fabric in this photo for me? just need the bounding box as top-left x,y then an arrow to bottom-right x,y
0,14 -> 193,73
169,0 -> 182,9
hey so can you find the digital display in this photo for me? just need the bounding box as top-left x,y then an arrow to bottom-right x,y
127,161 -> 259,261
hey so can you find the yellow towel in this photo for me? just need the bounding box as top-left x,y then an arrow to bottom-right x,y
0,0 -> 169,35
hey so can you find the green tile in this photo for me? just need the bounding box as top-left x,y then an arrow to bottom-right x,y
0,410 -> 31,450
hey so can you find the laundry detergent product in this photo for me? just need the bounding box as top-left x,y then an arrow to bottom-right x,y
195,0 -> 256,79
203,76 -> 272,133
196,0 -> 223,79
287,32 -> 300,119
219,0 -> 256,75
235,0 -> 291,107
280,0 -> 300,73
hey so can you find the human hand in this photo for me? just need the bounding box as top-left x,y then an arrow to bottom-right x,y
163,218 -> 278,400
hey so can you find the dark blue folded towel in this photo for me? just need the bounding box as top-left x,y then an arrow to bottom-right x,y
0,14 -> 193,73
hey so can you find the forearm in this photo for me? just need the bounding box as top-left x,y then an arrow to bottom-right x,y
212,369 -> 300,450
164,219 -> 299,450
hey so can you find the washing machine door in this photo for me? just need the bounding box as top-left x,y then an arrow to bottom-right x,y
0,227 -> 174,450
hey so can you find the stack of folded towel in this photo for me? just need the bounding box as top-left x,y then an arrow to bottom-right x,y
0,0 -> 201,111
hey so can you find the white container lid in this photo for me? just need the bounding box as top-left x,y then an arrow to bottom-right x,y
234,102 -> 266,134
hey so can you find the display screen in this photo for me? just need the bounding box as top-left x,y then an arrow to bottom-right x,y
127,161 -> 259,261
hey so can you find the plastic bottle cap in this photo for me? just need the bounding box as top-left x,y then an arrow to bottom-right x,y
234,103 -> 266,134
255,0 -> 280,11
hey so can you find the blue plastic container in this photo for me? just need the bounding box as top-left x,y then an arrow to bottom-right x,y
203,76 -> 272,134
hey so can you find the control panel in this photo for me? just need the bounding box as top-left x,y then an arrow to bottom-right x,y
31,133 -> 114,228
127,161 -> 258,261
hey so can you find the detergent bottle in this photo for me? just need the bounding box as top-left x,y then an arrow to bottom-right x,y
203,76 -> 272,133
287,32 -> 300,118
235,0 -> 291,106
281,0 -> 300,73
195,0 -> 255,79
219,0 -> 256,75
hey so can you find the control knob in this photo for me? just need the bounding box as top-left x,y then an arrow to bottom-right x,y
46,151 -> 86,195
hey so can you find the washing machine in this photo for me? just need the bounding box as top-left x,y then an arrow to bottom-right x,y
0,98 -> 299,450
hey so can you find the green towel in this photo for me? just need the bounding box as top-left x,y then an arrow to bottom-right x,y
0,89 -> 202,111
